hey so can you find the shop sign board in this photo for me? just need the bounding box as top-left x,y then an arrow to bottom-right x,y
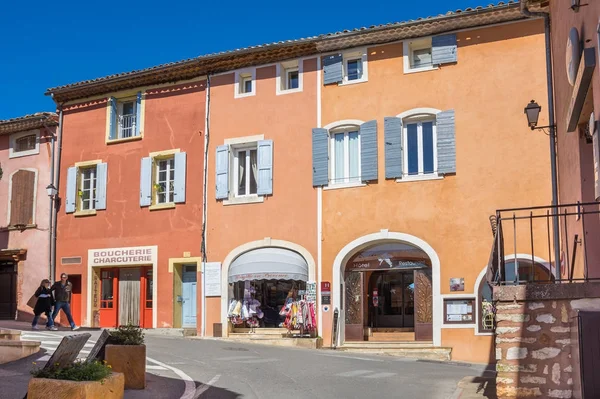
348,259 -> 429,272
204,262 -> 221,297
88,246 -> 157,266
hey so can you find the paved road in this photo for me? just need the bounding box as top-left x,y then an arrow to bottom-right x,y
18,328 -> 486,399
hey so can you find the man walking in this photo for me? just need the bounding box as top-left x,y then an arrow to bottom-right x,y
51,273 -> 79,331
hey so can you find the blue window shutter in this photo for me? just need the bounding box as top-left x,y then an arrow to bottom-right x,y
174,152 -> 187,204
95,163 -> 108,210
384,117 -> 403,179
109,97 -> 117,140
140,157 -> 152,206
312,128 -> 329,186
323,54 -> 343,85
437,110 -> 456,175
65,167 -> 77,213
360,120 -> 378,182
432,34 -> 457,65
257,140 -> 273,196
215,145 -> 230,200
135,91 -> 142,137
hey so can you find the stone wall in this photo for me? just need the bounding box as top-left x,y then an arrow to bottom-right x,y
494,282 -> 600,399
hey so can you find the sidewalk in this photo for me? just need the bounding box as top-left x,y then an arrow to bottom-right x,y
450,375 -> 497,399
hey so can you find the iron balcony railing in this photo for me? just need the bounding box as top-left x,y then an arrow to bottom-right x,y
487,202 -> 600,285
118,114 -> 136,138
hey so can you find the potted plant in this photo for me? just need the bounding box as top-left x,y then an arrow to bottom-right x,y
28,360 -> 124,399
482,300 -> 495,330
105,324 -> 146,390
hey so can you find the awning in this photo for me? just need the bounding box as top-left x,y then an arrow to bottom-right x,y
229,247 -> 309,283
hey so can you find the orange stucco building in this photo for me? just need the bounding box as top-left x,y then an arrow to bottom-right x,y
44,2 -> 554,363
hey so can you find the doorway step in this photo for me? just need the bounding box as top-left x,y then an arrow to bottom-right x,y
225,328 -> 323,349
339,341 -> 451,361
368,328 -> 415,341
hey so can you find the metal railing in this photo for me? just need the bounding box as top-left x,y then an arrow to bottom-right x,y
487,202 -> 600,285
118,114 -> 136,138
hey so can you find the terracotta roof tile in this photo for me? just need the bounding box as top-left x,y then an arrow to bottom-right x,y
0,112 -> 58,135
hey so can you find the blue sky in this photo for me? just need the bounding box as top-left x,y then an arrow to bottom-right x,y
1,0 -> 489,120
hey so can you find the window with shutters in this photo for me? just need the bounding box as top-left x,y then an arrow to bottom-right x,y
154,156 -> 175,204
78,167 -> 97,211
233,145 -> 258,197
9,169 -> 36,227
403,116 -> 437,177
342,49 -> 368,85
329,126 -> 361,184
234,68 -> 256,98
107,93 -> 142,142
404,38 -> 436,73
9,130 -> 40,158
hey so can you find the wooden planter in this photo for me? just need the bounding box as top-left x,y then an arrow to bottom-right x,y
105,344 -> 146,390
28,372 -> 124,399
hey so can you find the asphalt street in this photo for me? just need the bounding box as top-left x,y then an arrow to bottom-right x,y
13,327 -> 487,399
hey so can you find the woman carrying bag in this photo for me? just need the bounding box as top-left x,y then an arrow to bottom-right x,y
31,279 -> 58,331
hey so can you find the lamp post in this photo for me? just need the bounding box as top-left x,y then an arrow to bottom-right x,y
523,99 -> 561,279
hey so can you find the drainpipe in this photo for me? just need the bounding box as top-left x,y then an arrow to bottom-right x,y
46,121 -> 56,280
520,0 -> 562,279
50,96 -> 64,283
201,75 -> 211,337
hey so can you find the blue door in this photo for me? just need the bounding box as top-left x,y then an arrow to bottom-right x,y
182,265 -> 197,328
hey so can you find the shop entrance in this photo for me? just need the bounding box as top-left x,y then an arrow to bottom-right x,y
182,265 -> 197,328
343,242 -> 433,342
369,271 -> 414,328
0,261 -> 17,320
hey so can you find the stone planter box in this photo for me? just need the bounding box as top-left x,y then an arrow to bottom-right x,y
105,344 -> 146,390
28,372 -> 124,399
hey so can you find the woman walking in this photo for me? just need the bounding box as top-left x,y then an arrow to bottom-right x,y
32,279 -> 57,331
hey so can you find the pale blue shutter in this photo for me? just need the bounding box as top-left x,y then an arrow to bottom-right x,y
323,54 -> 343,85
140,157 -> 152,206
384,117 -> 403,179
109,97 -> 117,140
437,110 -> 456,175
65,167 -> 77,213
215,145 -> 229,200
95,163 -> 108,210
360,120 -> 378,182
432,34 -> 458,65
257,140 -> 273,196
135,91 -> 142,137
173,152 -> 187,204
312,128 -> 329,186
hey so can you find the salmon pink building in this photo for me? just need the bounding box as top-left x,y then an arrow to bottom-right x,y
0,113 -> 57,322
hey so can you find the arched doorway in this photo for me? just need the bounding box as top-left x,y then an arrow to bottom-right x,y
343,241 -> 433,342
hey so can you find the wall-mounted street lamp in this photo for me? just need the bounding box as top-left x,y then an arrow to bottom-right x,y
46,183 -> 58,198
524,100 -> 555,131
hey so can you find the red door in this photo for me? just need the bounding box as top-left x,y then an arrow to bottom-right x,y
140,267 -> 153,328
69,275 -> 82,326
99,268 -> 118,328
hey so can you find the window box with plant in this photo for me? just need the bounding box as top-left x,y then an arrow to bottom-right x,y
105,324 -> 146,390
28,360 -> 124,399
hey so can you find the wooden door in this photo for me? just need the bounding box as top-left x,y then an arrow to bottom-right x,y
69,275 -> 82,326
99,268 -> 118,328
119,268 -> 141,326
182,265 -> 197,328
414,269 -> 433,341
0,262 -> 16,320
344,271 -> 364,341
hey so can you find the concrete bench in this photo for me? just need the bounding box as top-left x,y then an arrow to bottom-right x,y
0,329 -> 22,341
0,339 -> 41,364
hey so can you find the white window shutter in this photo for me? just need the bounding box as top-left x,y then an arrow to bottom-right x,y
140,157 -> 152,207
109,97 -> 118,140
95,163 -> 108,210
257,140 -> 273,196
135,92 -> 142,137
65,167 -> 77,213
215,145 -> 229,200
173,152 -> 187,204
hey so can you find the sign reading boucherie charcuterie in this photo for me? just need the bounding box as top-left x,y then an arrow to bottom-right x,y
88,246 -> 157,266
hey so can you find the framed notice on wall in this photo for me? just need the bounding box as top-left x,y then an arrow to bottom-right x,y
204,263 -> 221,297
444,298 -> 475,324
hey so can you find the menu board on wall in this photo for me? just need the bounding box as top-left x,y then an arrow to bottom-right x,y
444,298 -> 475,324
204,263 -> 221,297
306,281 -> 317,303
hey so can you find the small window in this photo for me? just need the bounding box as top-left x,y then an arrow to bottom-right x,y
101,270 -> 114,309
233,147 -> 258,197
241,76 -> 252,94
405,38 -> 434,72
145,269 -> 153,309
286,68 -> 299,90
346,58 -> 363,81
403,117 -> 436,176
79,167 -> 97,211
235,69 -> 256,98
154,157 -> 175,204
277,61 -> 303,94
341,50 -> 368,84
15,135 -> 37,153
118,100 -> 136,139
330,127 -> 361,184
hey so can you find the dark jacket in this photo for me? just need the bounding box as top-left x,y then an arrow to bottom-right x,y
52,281 -> 72,303
34,287 -> 54,314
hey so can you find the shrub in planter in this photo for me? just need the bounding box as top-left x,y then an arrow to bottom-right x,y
29,360 -> 124,399
105,325 -> 146,390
